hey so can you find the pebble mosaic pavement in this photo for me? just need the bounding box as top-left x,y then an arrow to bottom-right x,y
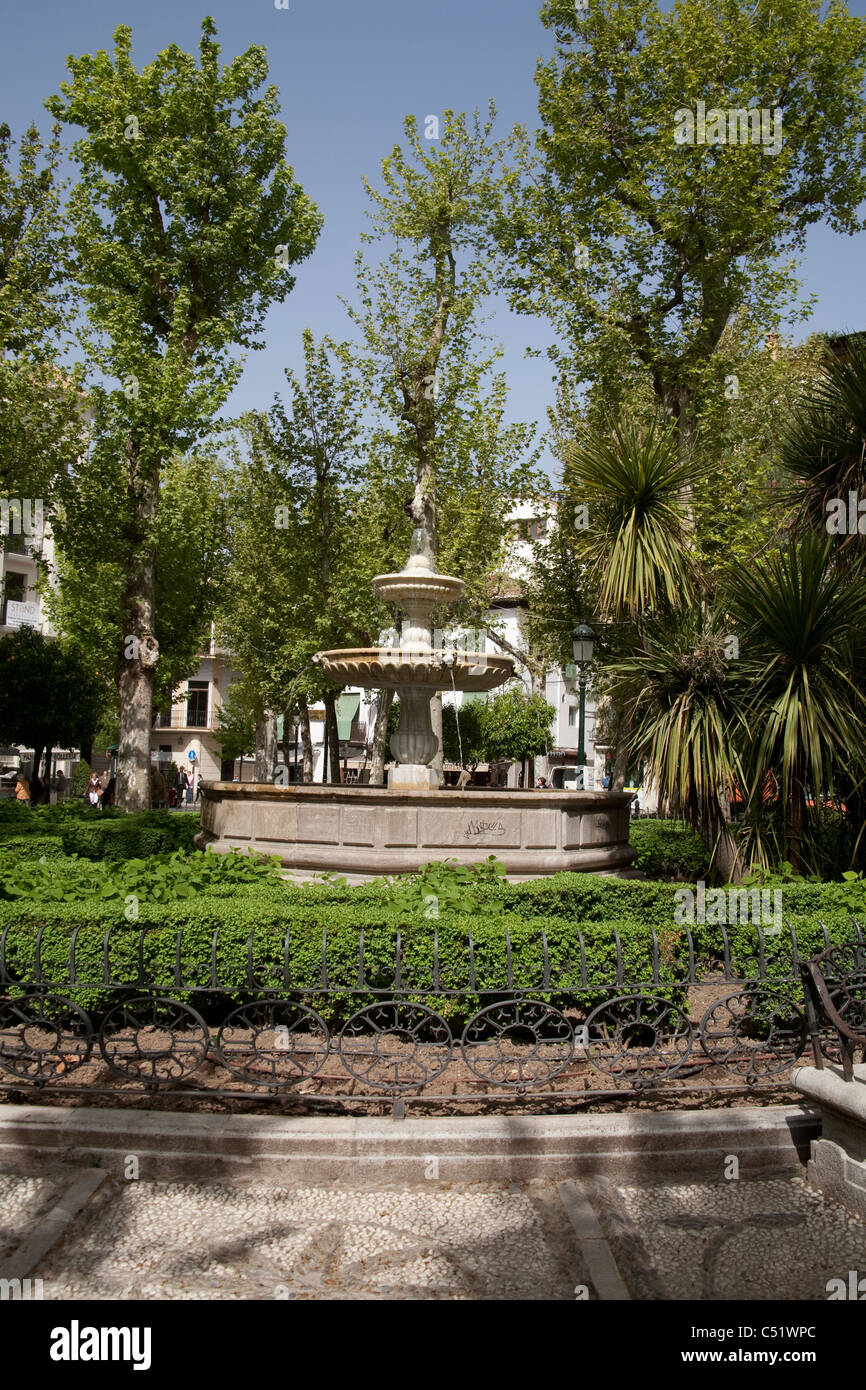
2,1171 -> 866,1300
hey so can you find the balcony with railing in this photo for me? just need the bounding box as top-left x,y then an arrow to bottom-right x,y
152,708 -> 216,731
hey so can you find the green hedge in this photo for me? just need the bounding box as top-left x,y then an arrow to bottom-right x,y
0,799 -> 37,829
0,835 -> 68,861
0,889 -> 860,1026
60,813 -> 200,860
0,800 -> 124,833
628,819 -> 710,880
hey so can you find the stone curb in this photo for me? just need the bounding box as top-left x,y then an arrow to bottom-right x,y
0,1169 -> 106,1280
0,1103 -> 818,1184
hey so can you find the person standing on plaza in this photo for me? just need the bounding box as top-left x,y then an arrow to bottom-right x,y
14,771 -> 30,805
185,766 -> 194,804
86,772 -> 102,808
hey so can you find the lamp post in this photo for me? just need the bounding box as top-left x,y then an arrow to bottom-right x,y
571,623 -> 595,789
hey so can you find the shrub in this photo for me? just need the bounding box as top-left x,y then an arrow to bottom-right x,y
629,819 -> 711,880
60,811 -> 200,860
0,799 -> 32,828
0,846 -> 280,906
70,760 -> 90,798
0,835 -> 67,861
1,885 -> 861,1028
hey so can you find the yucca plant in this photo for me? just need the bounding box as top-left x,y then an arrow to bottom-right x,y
564,414 -> 699,622
608,610 -> 748,881
779,334 -> 866,560
729,534 -> 866,873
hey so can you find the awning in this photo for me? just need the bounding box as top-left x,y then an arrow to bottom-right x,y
336,692 -> 361,741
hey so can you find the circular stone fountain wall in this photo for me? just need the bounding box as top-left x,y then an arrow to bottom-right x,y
195,783 -> 636,882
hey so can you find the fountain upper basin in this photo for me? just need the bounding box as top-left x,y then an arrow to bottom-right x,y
315,648 -> 514,693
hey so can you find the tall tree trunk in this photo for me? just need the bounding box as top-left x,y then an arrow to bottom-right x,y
116,446 -> 158,813
323,691 -> 341,784
297,696 -> 313,783
700,796 -> 741,884
30,742 -> 45,797
430,691 -> 443,786
369,689 -> 393,787
255,710 -> 277,782
608,700 -> 633,793
281,707 -> 295,781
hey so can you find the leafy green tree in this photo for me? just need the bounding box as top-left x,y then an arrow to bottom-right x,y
345,107 -> 544,776
0,121 -> 83,520
346,108 -> 543,614
500,0 -> 866,454
481,687 -> 556,768
212,679 -> 256,767
0,626 -> 106,797
219,331 -> 388,782
47,18 -> 321,810
49,451 -> 230,715
442,699 -> 487,772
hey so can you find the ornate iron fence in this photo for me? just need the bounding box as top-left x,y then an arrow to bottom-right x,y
1,921 -> 864,1113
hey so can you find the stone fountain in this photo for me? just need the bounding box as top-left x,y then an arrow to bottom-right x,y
314,535 -> 514,791
196,536 -> 635,880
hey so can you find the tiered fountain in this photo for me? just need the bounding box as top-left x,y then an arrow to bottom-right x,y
197,531 -> 635,880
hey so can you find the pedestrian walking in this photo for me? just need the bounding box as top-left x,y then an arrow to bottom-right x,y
184,769 -> 193,805
194,775 -> 203,803
86,773 -> 102,808
14,771 -> 30,805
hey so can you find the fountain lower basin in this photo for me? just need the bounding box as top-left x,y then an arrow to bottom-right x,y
195,783 -> 637,882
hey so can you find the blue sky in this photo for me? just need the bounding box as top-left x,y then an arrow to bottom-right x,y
2,0 -> 865,474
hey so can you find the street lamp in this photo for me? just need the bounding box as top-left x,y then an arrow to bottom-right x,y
571,623 -> 595,789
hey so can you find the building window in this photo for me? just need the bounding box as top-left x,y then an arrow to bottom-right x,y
568,705 -> 578,726
2,571 -> 26,623
186,681 -> 209,728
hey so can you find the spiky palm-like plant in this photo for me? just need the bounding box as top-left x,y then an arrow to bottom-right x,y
779,335 -> 866,559
608,610 -> 747,881
729,534 -> 866,873
565,415 -> 698,622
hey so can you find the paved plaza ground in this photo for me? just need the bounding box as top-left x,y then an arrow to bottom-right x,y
2,1165 -> 865,1301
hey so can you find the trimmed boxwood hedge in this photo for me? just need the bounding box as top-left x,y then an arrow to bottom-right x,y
0,835 -> 67,861
628,818 -> 711,880
60,813 -> 200,861
0,885 -> 860,1027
